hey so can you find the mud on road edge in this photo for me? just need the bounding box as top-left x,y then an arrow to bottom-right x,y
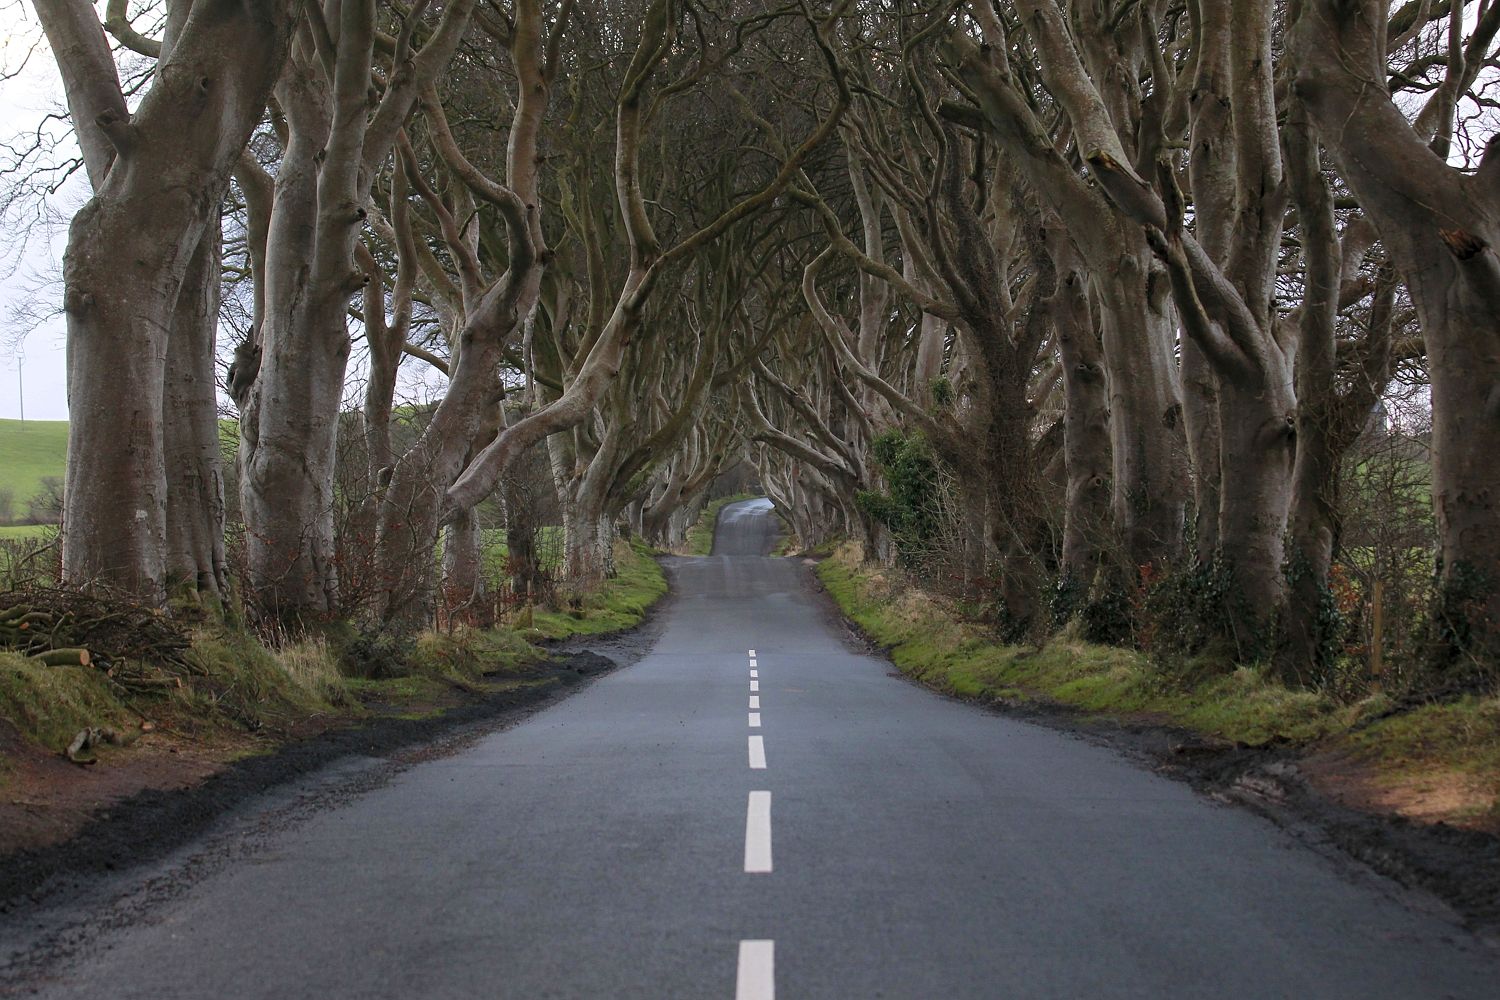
800,558 -> 1500,941
0,648 -> 621,919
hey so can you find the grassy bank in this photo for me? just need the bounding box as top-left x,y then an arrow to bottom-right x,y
684,493 -> 758,556
816,542 -> 1500,830
530,537 -> 669,639
0,541 -> 668,764
0,622 -> 547,763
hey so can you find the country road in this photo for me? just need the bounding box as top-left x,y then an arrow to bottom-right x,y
4,498 -> 1498,999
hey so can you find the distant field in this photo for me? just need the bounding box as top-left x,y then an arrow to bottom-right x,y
0,524 -> 54,540
0,418 -> 68,522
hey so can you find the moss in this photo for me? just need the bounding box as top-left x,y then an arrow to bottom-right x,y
0,651 -> 130,751
531,538 -> 668,639
815,543 -> 1364,747
345,675 -> 451,703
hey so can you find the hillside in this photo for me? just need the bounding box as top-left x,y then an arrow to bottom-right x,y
0,419 -> 67,523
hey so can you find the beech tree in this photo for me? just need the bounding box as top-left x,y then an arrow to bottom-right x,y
35,0 -> 298,604
19,0 -> 1499,691
1294,0 -> 1500,668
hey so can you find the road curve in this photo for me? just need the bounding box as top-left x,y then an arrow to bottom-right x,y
4,497 -> 1496,998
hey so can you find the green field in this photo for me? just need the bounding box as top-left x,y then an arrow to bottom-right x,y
0,525 -> 54,540
0,418 -> 68,523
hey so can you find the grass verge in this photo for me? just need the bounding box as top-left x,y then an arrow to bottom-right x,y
1,542 -> 668,767
531,537 -> 669,639
816,541 -> 1500,830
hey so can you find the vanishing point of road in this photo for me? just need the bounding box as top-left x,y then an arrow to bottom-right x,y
4,499 -> 1497,998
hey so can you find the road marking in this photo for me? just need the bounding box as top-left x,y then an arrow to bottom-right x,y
750,680 -> 759,692
749,695 -> 760,709
748,712 -> 761,728
750,669 -> 758,678
744,792 -> 772,872
748,649 -> 756,657
748,734 -> 766,769
736,940 -> 774,999
749,658 -> 758,667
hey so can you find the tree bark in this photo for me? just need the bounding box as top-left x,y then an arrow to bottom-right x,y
37,0 -> 297,603
1293,0 -> 1500,665
163,218 -> 229,605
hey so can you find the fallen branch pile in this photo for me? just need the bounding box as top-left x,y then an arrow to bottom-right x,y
0,587 -> 193,692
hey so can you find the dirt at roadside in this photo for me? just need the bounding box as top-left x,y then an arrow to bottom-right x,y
0,550 -> 674,921
0,649 -> 618,914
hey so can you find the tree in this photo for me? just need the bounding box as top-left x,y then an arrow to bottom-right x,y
35,0 -> 298,603
1294,0 -> 1500,670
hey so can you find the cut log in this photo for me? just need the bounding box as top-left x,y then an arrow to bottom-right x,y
32,648 -> 92,667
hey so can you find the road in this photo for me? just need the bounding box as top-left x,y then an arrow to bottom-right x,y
5,497 -> 1497,998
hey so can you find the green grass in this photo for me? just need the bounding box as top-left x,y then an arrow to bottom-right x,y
1348,697 -> 1500,780
816,542 -> 1372,746
531,538 -> 669,639
0,651 -> 131,751
478,525 -> 565,578
0,419 -> 67,524
684,493 -> 758,555
0,525 -> 54,540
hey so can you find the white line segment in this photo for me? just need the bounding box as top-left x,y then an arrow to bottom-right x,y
750,669 -> 758,678
736,940 -> 774,999
748,734 -> 766,769
749,695 -> 760,709
744,792 -> 772,873
748,712 -> 761,728
748,649 -> 756,657
750,680 -> 759,692
750,658 -> 758,667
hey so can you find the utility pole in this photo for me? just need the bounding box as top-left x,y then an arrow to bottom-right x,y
17,361 -> 23,424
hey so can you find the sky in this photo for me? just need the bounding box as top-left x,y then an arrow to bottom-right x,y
0,7 -> 74,422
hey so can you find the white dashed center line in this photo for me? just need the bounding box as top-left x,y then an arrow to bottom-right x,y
748,649 -> 756,657
736,940 -> 774,999
749,695 -> 760,709
750,680 -> 759,692
750,669 -> 758,678
744,792 -> 772,872
748,712 -> 761,728
748,734 -> 766,769
749,658 -> 758,668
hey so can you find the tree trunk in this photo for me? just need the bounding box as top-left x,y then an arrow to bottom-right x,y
61,200 -> 174,600
1097,261 -> 1187,572
163,218 -> 228,606
237,67 -> 345,625
441,509 -> 487,625
38,0 -> 295,603
1054,274 -> 1112,592
1215,378 -> 1296,653
1295,0 -> 1500,667
239,298 -> 348,623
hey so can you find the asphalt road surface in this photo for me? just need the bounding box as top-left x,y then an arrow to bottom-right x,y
5,498 -> 1498,998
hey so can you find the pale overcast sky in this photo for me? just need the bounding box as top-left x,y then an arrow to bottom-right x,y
1,7 -> 75,422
